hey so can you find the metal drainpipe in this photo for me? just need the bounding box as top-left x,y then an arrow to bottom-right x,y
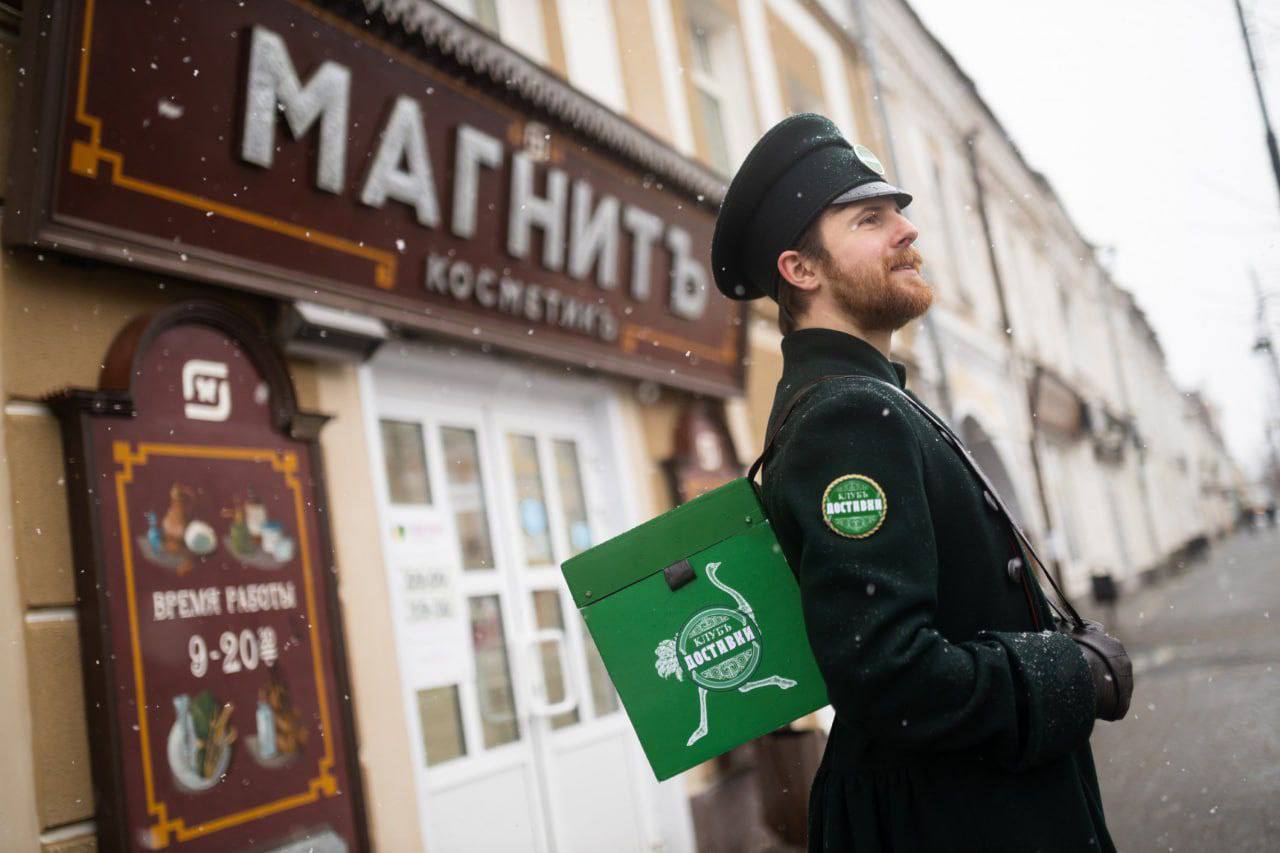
850,0 -> 955,420
963,129 -> 1069,594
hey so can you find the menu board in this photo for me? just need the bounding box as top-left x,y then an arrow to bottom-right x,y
52,302 -> 367,851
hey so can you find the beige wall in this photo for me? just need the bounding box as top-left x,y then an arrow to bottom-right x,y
0,217 -> 45,853
0,248 -> 270,851
309,360 -> 424,852
539,0 -> 570,78
843,52 -> 885,155
0,241 -> 411,848
669,0 -> 760,171
611,0 -> 676,143
767,7 -> 825,115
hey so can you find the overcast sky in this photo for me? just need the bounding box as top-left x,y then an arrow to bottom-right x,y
907,0 -> 1280,477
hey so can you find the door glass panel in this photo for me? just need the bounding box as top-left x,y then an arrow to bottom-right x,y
416,685 -> 466,766
508,434 -> 554,565
582,627 -> 620,716
441,427 -> 495,570
468,595 -> 520,748
380,419 -> 432,505
552,439 -> 592,557
531,590 -> 579,730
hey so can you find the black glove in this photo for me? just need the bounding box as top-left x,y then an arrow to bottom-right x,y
1069,619 -> 1133,721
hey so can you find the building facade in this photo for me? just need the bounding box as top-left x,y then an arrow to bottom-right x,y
0,1 -> 1241,851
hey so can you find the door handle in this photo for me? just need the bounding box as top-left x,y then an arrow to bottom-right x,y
526,628 -> 579,718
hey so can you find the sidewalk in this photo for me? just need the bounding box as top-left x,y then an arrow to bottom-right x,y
1086,526 -> 1280,852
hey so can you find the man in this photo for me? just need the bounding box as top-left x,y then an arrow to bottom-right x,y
711,113 -> 1133,851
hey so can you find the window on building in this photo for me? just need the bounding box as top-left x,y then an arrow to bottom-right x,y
472,0 -> 500,34
437,0 -> 551,68
689,21 -> 732,174
685,4 -> 753,175
930,157 -> 973,308
784,74 -> 824,117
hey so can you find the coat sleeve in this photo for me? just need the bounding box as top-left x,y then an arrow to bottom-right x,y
767,388 -> 1096,771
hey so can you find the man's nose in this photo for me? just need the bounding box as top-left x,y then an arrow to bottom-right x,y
892,211 -> 919,247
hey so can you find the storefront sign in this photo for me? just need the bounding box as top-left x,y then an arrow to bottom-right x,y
1030,366 -> 1087,440
8,0 -> 743,395
50,302 -> 367,851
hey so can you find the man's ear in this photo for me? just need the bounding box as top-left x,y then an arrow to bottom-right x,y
777,250 -> 822,294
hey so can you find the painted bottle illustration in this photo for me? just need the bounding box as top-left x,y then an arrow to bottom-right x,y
244,487 -> 267,539
173,694 -> 199,772
250,668 -> 308,767
145,511 -> 164,555
222,491 -> 295,569
223,498 -> 255,556
138,484 -> 216,573
167,690 -> 236,791
255,699 -> 278,760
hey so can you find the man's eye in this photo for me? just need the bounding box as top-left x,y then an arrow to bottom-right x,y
860,213 -> 879,225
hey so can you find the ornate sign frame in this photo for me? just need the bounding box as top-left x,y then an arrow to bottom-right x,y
8,0 -> 746,397
49,301 -> 369,851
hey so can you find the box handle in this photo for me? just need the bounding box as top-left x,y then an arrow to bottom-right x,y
525,628 -> 580,718
664,558 -> 695,591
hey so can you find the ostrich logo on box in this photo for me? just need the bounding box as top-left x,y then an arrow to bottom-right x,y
654,561 -> 797,746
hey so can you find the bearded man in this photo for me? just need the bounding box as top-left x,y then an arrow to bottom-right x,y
711,114 -> 1132,851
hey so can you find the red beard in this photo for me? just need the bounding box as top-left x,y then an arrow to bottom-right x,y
823,246 -> 934,332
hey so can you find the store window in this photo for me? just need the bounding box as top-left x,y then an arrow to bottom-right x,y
510,432 -> 620,718
379,419 -> 432,505
469,595 -> 521,748
441,426 -> 496,570
509,434 -> 555,566
416,685 -> 467,766
584,631 -> 619,716
532,590 -> 581,730
553,438 -> 592,557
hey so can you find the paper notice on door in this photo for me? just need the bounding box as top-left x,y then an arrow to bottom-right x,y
393,562 -> 469,687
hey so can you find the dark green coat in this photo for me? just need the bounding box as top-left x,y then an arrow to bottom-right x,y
761,328 -> 1115,852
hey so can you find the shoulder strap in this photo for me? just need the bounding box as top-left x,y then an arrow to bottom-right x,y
864,377 -> 1085,630
747,374 -> 861,483
748,372 -> 1084,630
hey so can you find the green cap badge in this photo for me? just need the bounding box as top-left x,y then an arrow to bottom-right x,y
853,143 -> 887,176
821,474 -> 887,538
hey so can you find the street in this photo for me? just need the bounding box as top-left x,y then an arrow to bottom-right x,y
1089,525 -> 1280,852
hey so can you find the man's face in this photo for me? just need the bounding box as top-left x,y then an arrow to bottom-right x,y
814,199 -> 933,331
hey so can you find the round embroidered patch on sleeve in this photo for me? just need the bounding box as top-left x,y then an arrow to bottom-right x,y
821,474 -> 888,539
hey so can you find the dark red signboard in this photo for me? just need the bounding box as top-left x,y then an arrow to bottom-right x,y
51,302 -> 367,852
664,399 -> 745,505
8,0 -> 744,396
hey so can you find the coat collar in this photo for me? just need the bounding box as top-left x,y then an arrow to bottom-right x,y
777,327 -> 908,398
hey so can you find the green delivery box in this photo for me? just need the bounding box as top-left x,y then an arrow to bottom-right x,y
561,477 -> 829,781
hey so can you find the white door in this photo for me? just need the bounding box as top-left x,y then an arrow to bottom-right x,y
362,347 -> 682,853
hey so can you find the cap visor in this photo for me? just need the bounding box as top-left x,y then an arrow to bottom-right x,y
830,180 -> 912,208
